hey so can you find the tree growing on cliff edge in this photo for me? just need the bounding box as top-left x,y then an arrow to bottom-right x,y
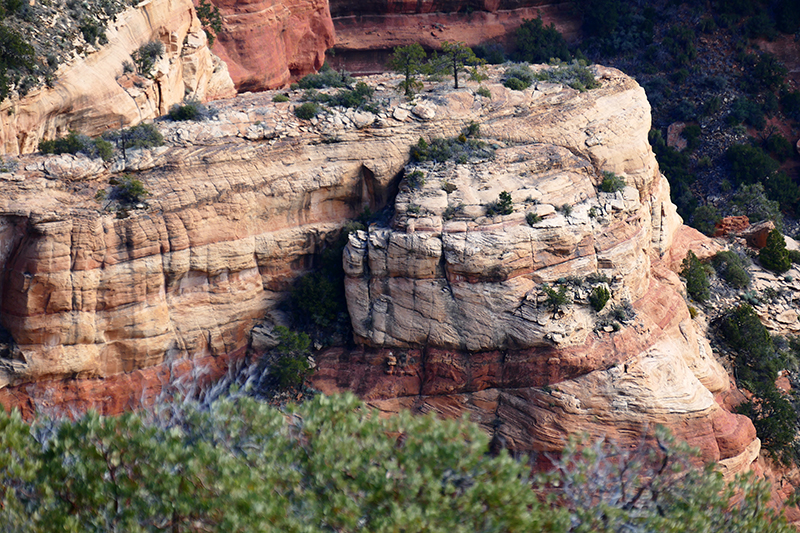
440,41 -> 482,90
387,43 -> 427,98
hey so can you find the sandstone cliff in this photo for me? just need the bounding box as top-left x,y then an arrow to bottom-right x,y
0,0 -> 235,156
208,0 -> 335,91
0,66 -> 759,476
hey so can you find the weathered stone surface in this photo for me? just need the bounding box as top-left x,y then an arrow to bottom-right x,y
0,67 -> 759,478
0,0 -> 235,156
209,0 -> 335,91
742,219 -> 775,249
714,215 -> 750,237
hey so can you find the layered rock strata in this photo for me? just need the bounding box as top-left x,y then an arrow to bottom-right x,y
0,66 -> 759,475
208,0 -> 335,91
0,0 -> 235,156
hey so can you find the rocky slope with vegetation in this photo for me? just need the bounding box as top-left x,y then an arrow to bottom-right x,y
0,65 -> 764,483
0,0 -> 235,156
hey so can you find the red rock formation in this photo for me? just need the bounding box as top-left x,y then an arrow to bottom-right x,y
714,215 -> 750,237
0,66 -> 760,481
208,0 -> 335,91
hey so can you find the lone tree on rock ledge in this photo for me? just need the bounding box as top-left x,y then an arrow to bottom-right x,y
440,41 -> 482,89
387,43 -> 427,98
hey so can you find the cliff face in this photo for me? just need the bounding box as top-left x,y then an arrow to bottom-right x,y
327,0 -> 579,74
0,66 -> 758,475
209,0 -> 335,91
323,68 -> 756,471
0,0 -> 235,156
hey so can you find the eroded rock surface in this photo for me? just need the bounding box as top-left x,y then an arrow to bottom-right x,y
0,66 -> 759,475
0,0 -> 235,156
209,0 -> 335,91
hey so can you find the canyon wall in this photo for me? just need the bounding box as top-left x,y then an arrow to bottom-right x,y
0,66 -> 759,476
327,0 -> 579,74
0,0 -> 236,156
208,0 -> 335,91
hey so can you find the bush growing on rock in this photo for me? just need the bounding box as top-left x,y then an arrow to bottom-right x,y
131,40 -> 164,78
272,93 -> 289,103
680,250 -> 710,302
599,171 -> 625,193
38,130 -> 114,161
535,59 -> 600,92
485,191 -> 513,216
295,63 -> 353,89
102,123 -> 164,152
589,285 -> 611,312
542,283 -> 571,315
411,135 -> 494,164
720,304 -> 799,464
503,64 -> 534,90
759,228 -> 791,273
294,102 -> 320,120
712,250 -> 750,289
168,98 -> 216,121
526,211 -> 541,226
269,326 -> 313,390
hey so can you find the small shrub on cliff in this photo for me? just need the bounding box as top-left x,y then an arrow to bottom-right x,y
272,93 -> 289,103
535,59 -> 600,92
294,102 -> 320,120
196,0 -> 223,46
680,250 -> 710,302
589,285 -> 610,312
485,191 -> 513,216
542,283 -> 571,316
131,40 -> 164,78
38,131 -> 114,161
599,171 -> 625,193
411,135 -> 494,164
296,63 -> 353,89
168,98 -> 216,121
712,251 -> 750,289
106,174 -> 149,208
526,211 -> 541,226
759,228 -> 791,273
102,123 -> 164,152
504,64 -> 534,90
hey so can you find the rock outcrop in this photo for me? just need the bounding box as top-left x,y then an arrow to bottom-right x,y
209,0 -> 335,91
0,66 -> 759,475
0,0 -> 235,156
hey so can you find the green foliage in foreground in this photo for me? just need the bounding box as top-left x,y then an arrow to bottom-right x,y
0,393 -> 793,532
0,394 -> 567,532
